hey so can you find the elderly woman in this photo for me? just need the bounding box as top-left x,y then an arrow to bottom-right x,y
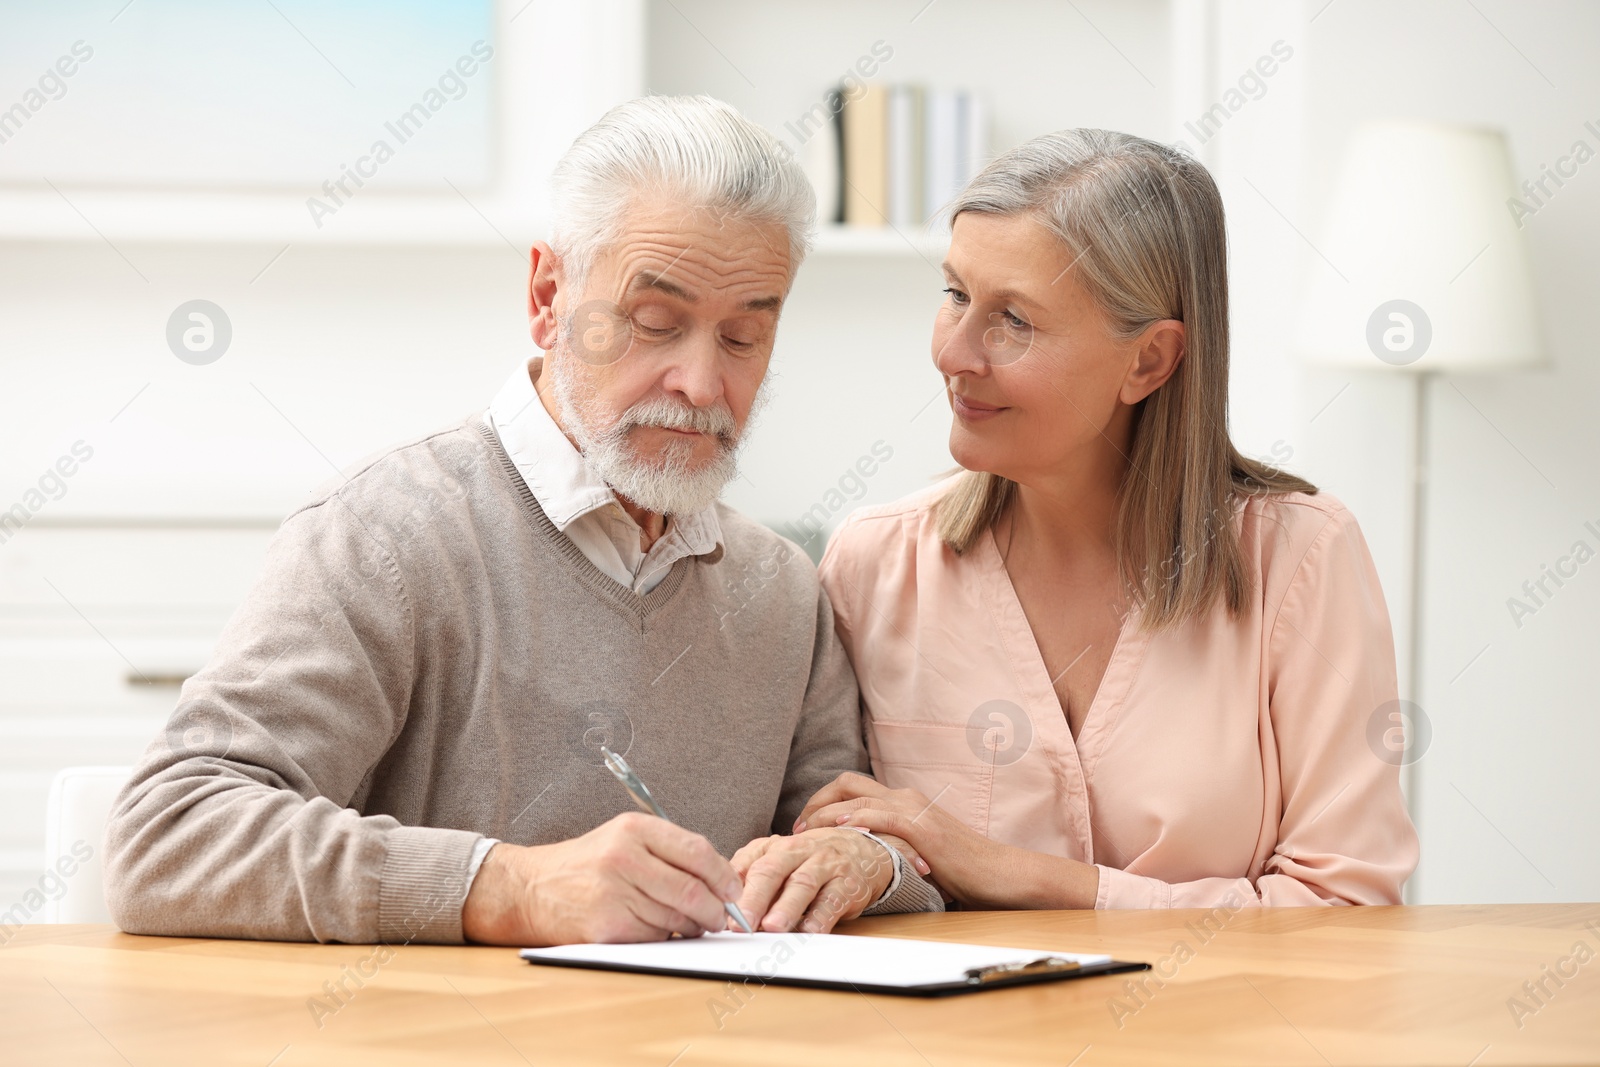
794,130 -> 1419,910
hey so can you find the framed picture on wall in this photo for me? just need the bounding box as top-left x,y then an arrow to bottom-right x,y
0,0 -> 645,243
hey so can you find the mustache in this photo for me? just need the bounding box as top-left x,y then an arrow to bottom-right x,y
618,395 -> 738,445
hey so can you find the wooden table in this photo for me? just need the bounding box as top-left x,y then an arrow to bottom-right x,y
4,906 -> 1599,1066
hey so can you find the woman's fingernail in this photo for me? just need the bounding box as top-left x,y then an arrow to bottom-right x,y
916,859 -> 931,874
793,821 -> 806,832
835,815 -> 850,824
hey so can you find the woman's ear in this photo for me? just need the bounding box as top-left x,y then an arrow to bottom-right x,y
1120,319 -> 1186,405
528,241 -> 561,350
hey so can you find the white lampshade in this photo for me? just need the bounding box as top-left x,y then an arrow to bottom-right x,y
1297,119 -> 1545,373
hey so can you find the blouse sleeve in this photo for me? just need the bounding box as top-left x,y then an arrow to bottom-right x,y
1095,501 -> 1420,908
816,514 -> 863,650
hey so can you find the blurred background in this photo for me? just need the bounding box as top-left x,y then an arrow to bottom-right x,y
1,0 -> 1595,914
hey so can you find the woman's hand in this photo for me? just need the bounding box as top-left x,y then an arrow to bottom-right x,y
795,772 -> 1102,910
794,772 -> 1011,908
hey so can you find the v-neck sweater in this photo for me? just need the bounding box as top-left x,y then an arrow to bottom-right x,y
103,415 -> 936,944
820,479 -> 1419,908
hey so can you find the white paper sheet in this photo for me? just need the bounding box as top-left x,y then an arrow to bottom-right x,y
521,931 -> 1112,989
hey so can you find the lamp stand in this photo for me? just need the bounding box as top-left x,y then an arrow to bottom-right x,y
1403,371 -> 1433,904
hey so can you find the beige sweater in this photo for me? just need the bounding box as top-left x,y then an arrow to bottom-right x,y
104,416 -> 938,943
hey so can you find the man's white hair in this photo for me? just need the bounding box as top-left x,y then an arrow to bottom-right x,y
548,94 -> 816,293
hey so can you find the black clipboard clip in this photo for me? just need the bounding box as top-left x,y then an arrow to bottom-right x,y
965,955 -> 1082,985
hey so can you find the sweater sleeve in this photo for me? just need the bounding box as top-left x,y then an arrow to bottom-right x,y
1095,503 -> 1420,909
772,577 -> 870,832
103,494 -> 482,944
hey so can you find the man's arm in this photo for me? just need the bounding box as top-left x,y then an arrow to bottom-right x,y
733,579 -> 943,930
104,495 -> 482,944
106,488 -> 747,948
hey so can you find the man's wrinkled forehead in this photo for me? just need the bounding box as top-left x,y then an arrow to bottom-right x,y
597,200 -> 792,306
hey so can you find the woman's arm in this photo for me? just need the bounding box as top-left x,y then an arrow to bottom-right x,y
1051,504 -> 1418,910
803,502 -> 1421,911
796,773 -> 1101,909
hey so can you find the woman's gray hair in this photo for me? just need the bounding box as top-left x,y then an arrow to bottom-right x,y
936,128 -> 1317,631
947,129 -> 1209,342
548,94 -> 815,292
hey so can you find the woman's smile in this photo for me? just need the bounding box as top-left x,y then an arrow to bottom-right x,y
951,391 -> 1007,421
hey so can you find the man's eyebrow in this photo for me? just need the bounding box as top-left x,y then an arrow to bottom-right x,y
627,271 -> 696,302
626,272 -> 781,313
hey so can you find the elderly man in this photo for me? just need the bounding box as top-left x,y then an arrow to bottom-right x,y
104,95 -> 939,947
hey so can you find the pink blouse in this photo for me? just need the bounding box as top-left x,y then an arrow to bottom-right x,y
818,482 -> 1419,909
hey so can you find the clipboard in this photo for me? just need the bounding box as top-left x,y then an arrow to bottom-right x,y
521,931 -> 1149,997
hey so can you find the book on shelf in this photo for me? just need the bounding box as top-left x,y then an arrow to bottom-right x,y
817,81 -> 988,230
924,87 -> 962,226
841,82 -> 889,227
800,87 -> 845,225
887,84 -> 924,228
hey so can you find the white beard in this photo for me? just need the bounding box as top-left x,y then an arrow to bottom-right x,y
549,335 -> 766,517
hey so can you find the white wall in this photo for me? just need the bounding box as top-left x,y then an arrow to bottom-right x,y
1295,0 -> 1600,903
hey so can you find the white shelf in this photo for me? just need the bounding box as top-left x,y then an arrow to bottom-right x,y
0,192 -> 950,259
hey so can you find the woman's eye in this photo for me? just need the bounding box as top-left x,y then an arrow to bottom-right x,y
1004,310 -> 1029,329
943,287 -> 969,305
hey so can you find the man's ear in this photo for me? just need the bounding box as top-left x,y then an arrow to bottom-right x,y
1119,319 -> 1185,405
528,241 -> 561,350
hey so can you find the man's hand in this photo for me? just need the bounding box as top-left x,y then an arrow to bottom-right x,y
462,812 -> 744,946
729,827 -> 899,934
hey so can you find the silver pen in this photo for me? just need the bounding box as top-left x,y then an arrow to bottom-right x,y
600,745 -> 755,934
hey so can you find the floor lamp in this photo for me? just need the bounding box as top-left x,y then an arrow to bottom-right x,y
1296,120 -> 1545,899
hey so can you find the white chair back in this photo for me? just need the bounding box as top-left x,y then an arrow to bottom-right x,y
42,766 -> 133,924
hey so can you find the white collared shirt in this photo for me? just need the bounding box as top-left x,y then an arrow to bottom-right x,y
486,357 -> 724,594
